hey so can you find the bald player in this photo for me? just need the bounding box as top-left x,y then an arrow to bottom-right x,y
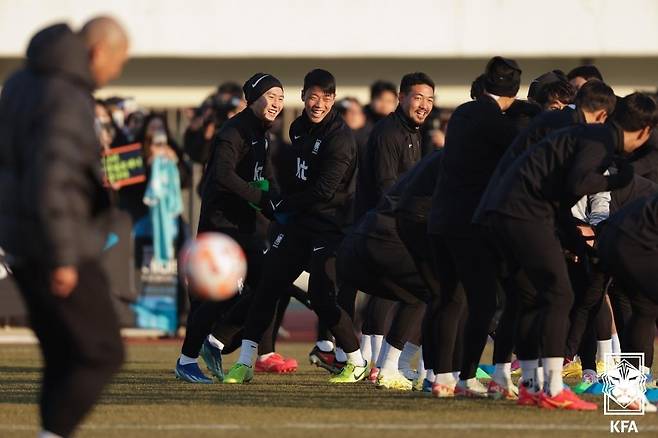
0,16 -> 128,438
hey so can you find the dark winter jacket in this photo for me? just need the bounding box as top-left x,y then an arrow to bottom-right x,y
429,95 -> 519,232
355,106 -> 422,219
355,150 -> 443,243
0,24 -> 111,268
604,192 -> 658,249
198,107 -> 278,233
477,123 -> 633,225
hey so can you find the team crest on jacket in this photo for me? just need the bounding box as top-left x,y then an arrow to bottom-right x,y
312,139 -> 321,155
272,233 -> 284,248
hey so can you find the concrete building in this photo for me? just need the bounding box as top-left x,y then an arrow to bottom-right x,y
1,0 -> 657,110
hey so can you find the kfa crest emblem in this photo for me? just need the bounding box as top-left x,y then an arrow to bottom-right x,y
601,353 -> 648,415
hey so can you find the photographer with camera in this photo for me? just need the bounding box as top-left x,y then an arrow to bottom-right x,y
184,82 -> 246,165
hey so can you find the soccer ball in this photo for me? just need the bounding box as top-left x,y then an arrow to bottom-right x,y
180,232 -> 247,301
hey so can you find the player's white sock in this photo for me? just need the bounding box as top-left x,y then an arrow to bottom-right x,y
536,366 -> 544,390
207,334 -> 224,351
520,359 -> 539,391
237,340 -> 258,366
596,339 -> 612,362
381,342 -> 402,372
493,362 -> 512,385
345,349 -> 366,367
543,357 -> 564,396
258,352 -> 275,360
452,371 -> 461,381
426,369 -> 436,383
39,431 -> 63,438
371,335 -> 384,367
435,372 -> 456,385
360,334 -> 373,363
316,340 -> 334,352
611,333 -> 621,354
335,347 -> 348,363
179,354 -> 197,366
398,342 -> 420,371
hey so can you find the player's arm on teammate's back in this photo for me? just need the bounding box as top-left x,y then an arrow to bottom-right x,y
281,131 -> 356,212
566,137 -> 632,198
211,128 -> 264,205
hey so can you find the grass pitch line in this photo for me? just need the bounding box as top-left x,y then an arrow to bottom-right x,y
2,423 -> 657,432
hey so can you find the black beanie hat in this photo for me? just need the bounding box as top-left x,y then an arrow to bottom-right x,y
527,70 -> 567,102
483,56 -> 522,97
243,73 -> 283,105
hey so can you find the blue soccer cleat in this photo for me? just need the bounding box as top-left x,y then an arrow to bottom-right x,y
200,339 -> 224,382
422,378 -> 433,393
175,359 -> 213,384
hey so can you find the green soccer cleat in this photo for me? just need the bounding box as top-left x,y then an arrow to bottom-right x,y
328,362 -> 368,383
223,363 -> 254,384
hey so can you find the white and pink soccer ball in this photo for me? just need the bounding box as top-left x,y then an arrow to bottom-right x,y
180,233 -> 246,301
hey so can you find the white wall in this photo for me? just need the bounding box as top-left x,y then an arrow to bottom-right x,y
1,0 -> 658,57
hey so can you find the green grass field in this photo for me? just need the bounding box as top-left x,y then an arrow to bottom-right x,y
1,341 -> 657,437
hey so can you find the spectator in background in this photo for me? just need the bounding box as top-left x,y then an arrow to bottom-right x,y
105,96 -> 128,129
117,113 -> 190,222
337,97 -> 369,158
95,100 -> 117,152
96,99 -> 129,147
184,81 -> 246,164
420,106 -> 445,155
363,80 -> 398,137
567,64 -> 604,90
124,109 -> 146,143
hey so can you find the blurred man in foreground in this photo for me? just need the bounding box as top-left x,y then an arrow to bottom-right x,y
0,16 -> 129,438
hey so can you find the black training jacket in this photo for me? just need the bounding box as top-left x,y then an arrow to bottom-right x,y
605,192 -> 658,248
428,95 -> 519,233
610,174 -> 658,214
627,130 -> 658,184
198,108 -> 278,233
355,150 -> 443,243
276,108 -> 357,233
354,106 -> 422,220
0,24 -> 111,268
395,149 -> 443,223
474,106 -> 586,222
477,123 -> 632,224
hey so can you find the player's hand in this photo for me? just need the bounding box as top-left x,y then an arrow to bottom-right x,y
577,224 -> 596,247
51,266 -> 78,298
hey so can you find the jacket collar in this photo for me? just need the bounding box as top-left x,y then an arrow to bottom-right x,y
243,107 -> 268,136
394,106 -> 419,133
608,121 -> 625,154
299,107 -> 338,134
